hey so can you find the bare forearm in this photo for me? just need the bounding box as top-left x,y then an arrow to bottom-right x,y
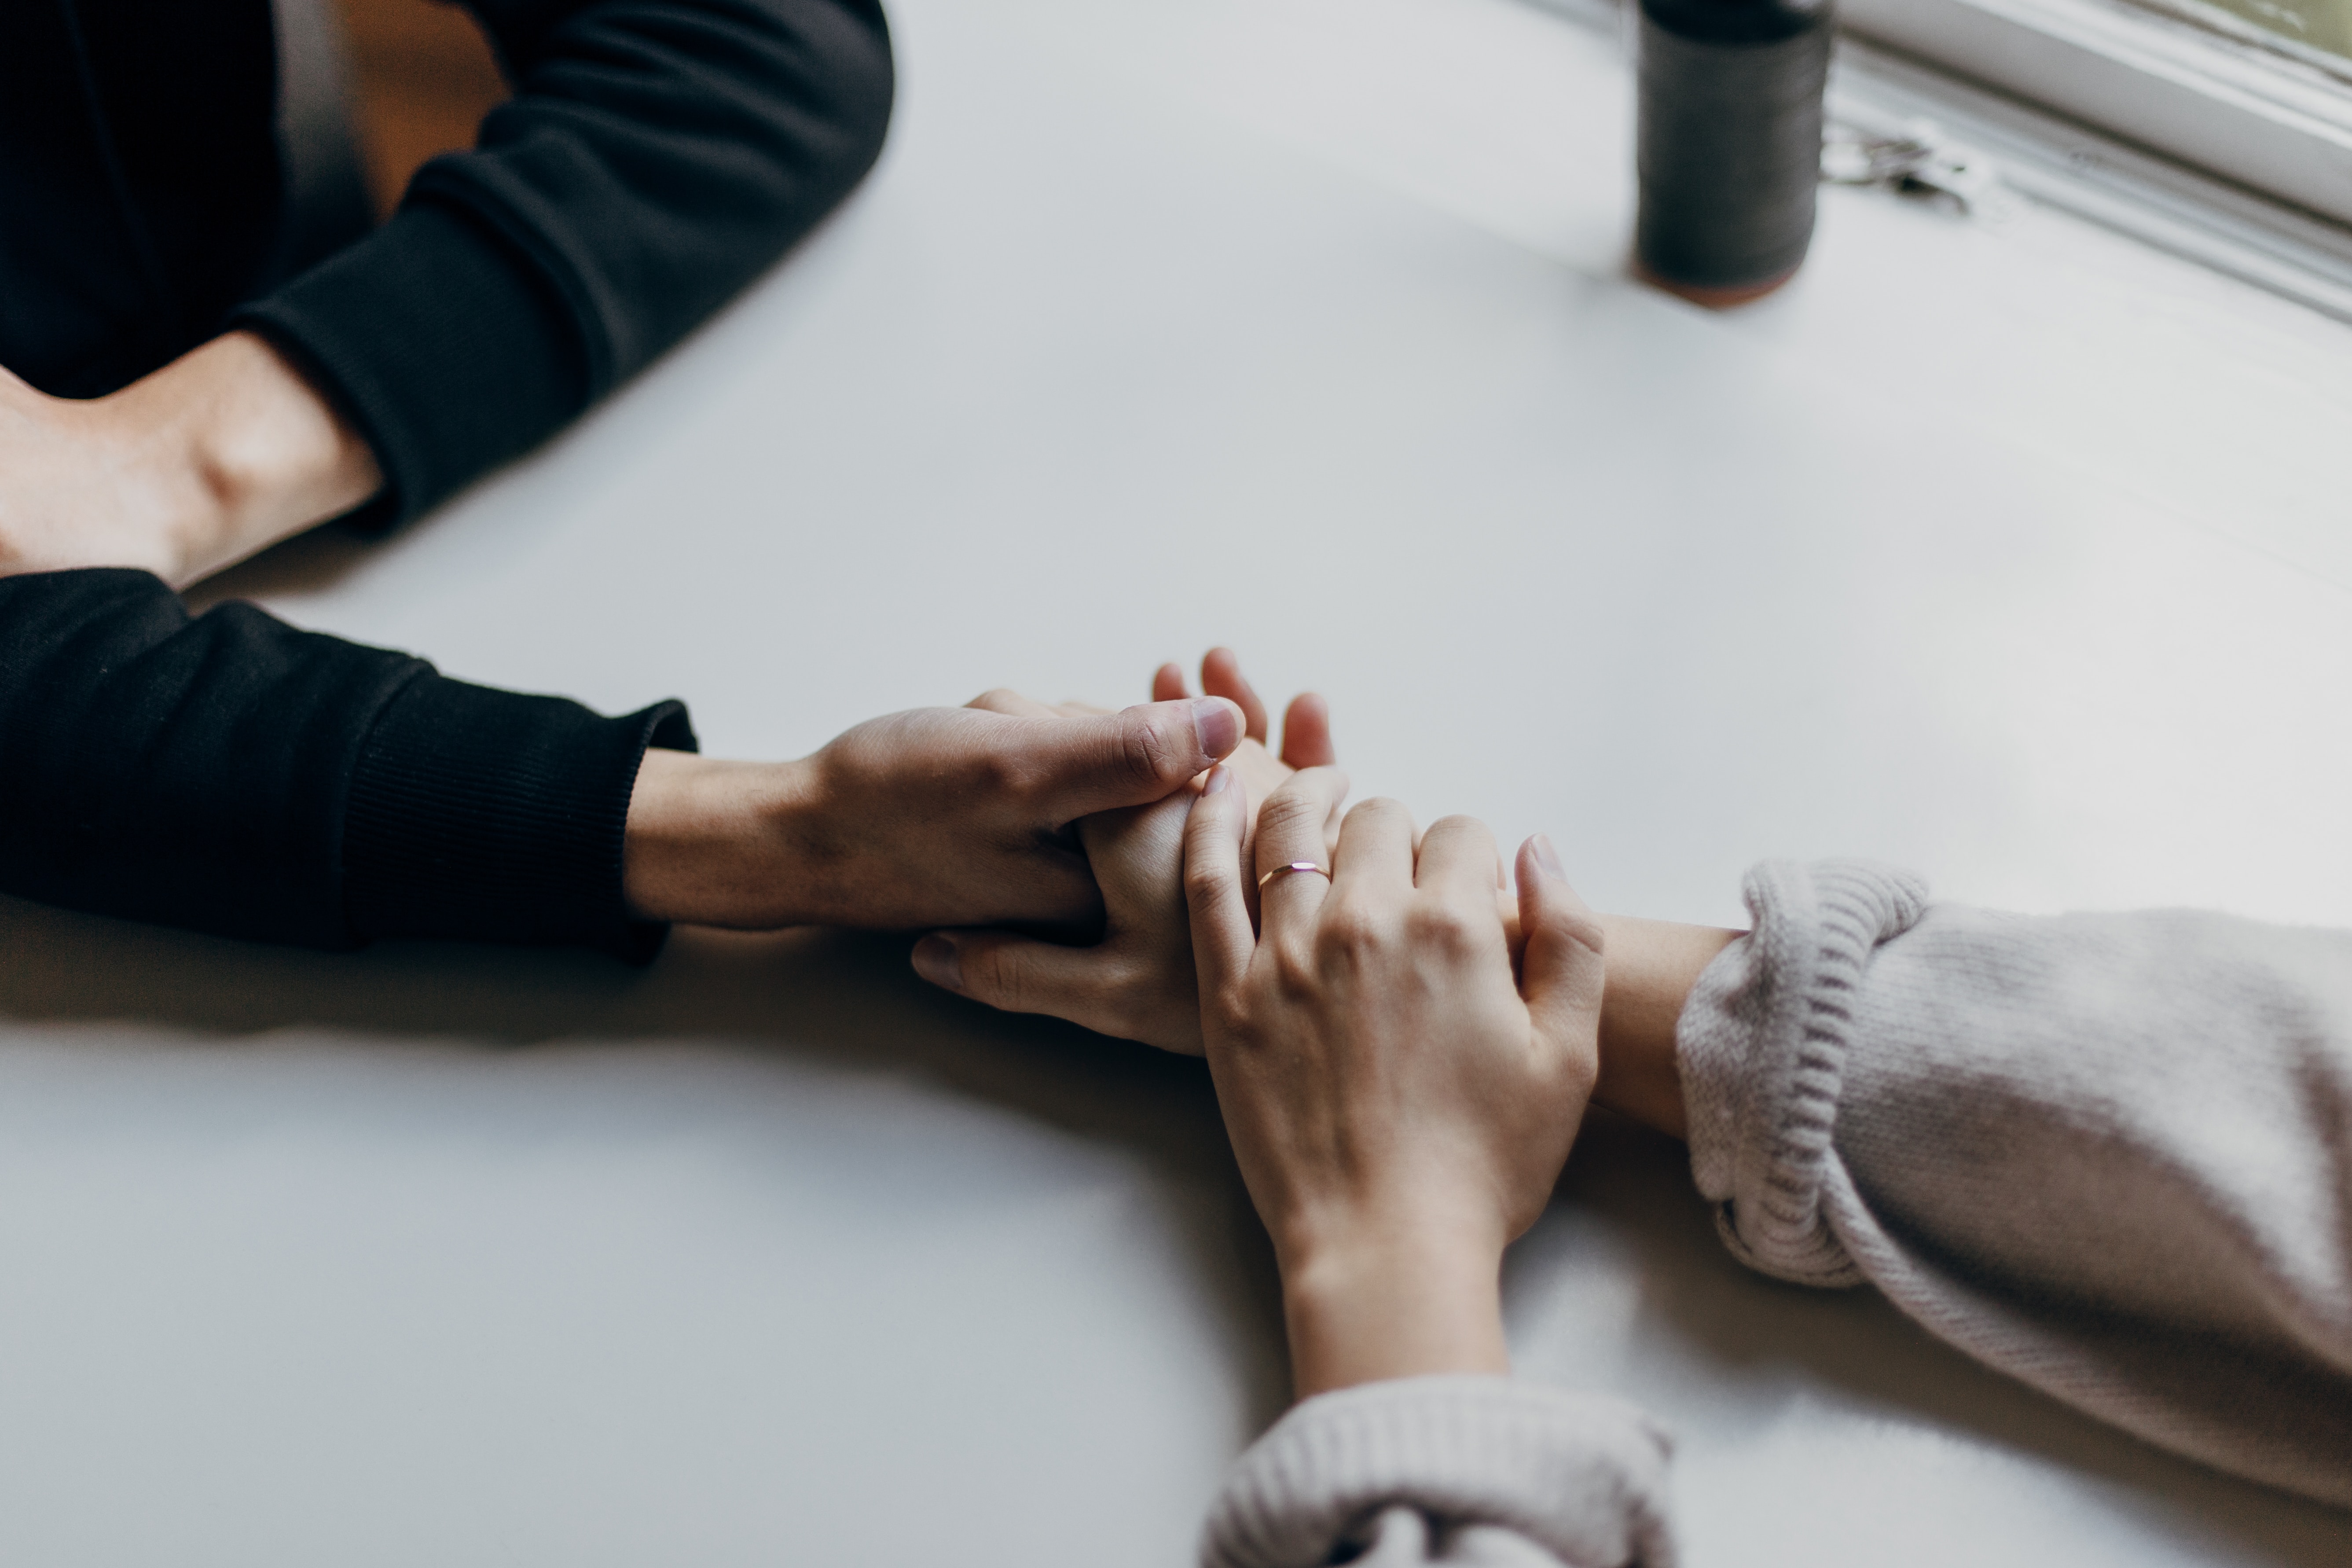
1589,915 -> 1740,1141
620,749 -> 816,928
1281,1233 -> 1510,1400
137,332 -> 385,583
0,331 -> 384,588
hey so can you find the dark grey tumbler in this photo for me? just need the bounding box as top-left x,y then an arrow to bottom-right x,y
1635,0 -> 1831,301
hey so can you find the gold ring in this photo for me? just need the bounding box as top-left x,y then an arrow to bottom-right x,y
1258,861 -> 1332,891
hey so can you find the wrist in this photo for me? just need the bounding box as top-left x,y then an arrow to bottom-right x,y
1590,915 -> 1738,1141
117,332 -> 384,585
1278,1223 -> 1509,1400
622,750 -> 819,928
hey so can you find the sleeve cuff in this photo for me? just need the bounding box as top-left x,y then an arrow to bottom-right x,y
1201,1376 -> 1676,1568
340,676 -> 698,962
1677,859 -> 1930,1288
230,198 -> 587,528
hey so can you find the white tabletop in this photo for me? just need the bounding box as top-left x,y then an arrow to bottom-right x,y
6,0 -> 2350,1561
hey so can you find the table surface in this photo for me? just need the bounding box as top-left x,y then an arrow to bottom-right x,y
7,0 -> 2351,1562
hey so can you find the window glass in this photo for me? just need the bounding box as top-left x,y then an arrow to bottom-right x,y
2139,0 -> 2352,72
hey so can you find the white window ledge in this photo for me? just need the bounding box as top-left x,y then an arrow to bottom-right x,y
1841,0 -> 2352,228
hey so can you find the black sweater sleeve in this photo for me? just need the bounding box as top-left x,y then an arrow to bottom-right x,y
231,0 -> 893,523
0,569 -> 695,960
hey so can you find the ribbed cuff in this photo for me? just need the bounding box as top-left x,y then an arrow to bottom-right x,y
1678,860 -> 1930,1288
341,676 -> 697,962
231,198 -> 587,528
1202,1376 -> 1676,1568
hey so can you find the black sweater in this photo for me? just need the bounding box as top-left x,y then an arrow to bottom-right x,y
0,0 -> 892,955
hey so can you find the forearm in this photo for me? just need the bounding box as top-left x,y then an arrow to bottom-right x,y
105,332 -> 381,585
235,0 -> 893,525
622,750 -> 813,928
1676,860 -> 2352,1505
0,332 -> 384,588
0,566 -> 686,955
1589,914 -> 1740,1141
157,332 -> 384,580
1280,1232 -> 1510,1401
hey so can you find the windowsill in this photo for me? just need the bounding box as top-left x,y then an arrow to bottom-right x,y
1031,0 -> 2352,595
1839,0 -> 2352,226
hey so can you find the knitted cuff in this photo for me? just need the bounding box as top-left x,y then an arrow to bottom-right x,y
230,198 -> 588,529
1201,1376 -> 1676,1568
341,676 -> 698,962
1677,859 -> 1930,1288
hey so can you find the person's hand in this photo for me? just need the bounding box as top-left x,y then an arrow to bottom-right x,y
621,693 -> 1249,933
1185,766 -> 1605,1398
908,650 -> 1336,1053
0,332 -> 382,588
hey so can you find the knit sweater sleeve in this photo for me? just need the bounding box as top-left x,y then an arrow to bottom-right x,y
1199,1376 -> 1677,1568
232,0 -> 892,525
0,567 -> 693,959
1678,859 -> 2352,1506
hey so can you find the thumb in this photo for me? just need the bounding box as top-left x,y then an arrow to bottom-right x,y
1024,698 -> 1244,822
1514,835 -> 1607,1085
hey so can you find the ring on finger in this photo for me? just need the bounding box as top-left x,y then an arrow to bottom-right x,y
1258,861 -> 1332,891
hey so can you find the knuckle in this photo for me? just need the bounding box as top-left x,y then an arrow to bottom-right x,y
1427,812 -> 1491,846
1318,901 -> 1388,962
1403,900 -> 1484,957
1119,712 -> 1181,788
1207,988 -> 1254,1041
1550,907 -> 1608,962
967,687 -> 1023,713
1272,942 -> 1324,998
974,751 -> 1030,803
1256,790 -> 1325,840
1182,853 -> 1234,903
963,945 -> 1024,1010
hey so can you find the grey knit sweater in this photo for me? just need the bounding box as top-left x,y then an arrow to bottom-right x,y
1200,860 -> 2352,1567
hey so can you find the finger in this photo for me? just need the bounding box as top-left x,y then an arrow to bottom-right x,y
1053,701 -> 1113,717
1515,835 -> 1607,1077
1200,647 -> 1270,743
1151,662 -> 1189,703
968,687 -> 1058,717
1183,767 -> 1257,1001
1255,768 -> 1351,928
1417,815 -> 1504,907
1278,692 -> 1336,769
1023,697 -> 1245,820
1329,797 -> 1416,901
912,927 -> 1185,1047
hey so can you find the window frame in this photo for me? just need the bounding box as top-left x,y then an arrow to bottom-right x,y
1838,0 -> 2352,226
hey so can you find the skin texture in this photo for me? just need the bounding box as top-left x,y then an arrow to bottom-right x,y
1588,915 -> 1738,1140
1186,767 -> 1608,1397
0,332 -> 384,587
620,694 -> 1248,932
910,650 -> 1336,1053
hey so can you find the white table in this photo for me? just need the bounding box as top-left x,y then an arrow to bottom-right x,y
5,0 -> 2349,1561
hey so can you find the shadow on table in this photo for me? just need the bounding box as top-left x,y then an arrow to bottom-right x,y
0,892 -> 1291,1434
1529,1115 -> 2352,1565
8,894 -> 2347,1558
183,515 -> 383,612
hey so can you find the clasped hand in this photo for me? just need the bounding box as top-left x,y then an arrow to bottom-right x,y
907,650 -> 1609,1400
641,645 -> 1611,1404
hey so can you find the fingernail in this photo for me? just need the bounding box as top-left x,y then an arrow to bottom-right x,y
1534,834 -> 1566,881
1192,698 -> 1241,759
912,933 -> 963,991
1201,764 -> 1231,796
